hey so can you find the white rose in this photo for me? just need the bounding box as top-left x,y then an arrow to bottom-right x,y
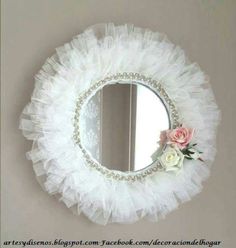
159,146 -> 184,172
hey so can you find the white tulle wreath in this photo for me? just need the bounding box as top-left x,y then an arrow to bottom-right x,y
20,23 -> 220,225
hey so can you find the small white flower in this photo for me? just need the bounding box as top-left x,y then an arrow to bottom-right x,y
188,148 -> 201,160
159,146 -> 184,172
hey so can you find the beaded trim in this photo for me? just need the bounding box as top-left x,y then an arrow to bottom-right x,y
73,72 -> 180,181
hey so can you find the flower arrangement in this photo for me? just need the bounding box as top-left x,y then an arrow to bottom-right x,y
159,126 -> 203,172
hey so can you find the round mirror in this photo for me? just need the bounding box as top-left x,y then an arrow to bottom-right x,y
80,82 -> 170,172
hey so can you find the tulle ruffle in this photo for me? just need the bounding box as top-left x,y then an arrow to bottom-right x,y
19,23 -> 220,224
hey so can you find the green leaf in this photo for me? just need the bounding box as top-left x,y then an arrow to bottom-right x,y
188,151 -> 195,154
185,157 -> 193,160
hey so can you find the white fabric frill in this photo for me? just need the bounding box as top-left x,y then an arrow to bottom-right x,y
19,23 -> 220,225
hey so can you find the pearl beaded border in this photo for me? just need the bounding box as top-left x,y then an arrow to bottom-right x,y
73,72 -> 180,181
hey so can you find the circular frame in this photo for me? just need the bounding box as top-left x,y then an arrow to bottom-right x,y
73,72 -> 180,181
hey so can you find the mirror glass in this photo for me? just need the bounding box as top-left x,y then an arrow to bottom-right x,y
80,82 -> 170,172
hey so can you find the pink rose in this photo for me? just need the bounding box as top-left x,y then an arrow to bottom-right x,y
166,127 -> 194,149
159,127 -> 194,149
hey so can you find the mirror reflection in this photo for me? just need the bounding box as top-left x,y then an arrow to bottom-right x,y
80,82 -> 170,172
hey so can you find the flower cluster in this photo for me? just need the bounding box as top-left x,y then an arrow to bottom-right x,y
159,126 -> 203,172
